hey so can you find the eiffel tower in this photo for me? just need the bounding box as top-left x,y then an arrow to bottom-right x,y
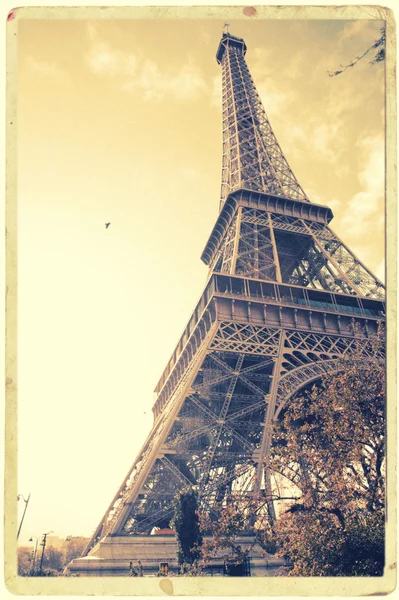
79,31 -> 385,566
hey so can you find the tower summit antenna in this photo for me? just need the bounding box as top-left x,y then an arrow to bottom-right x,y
223,23 -> 230,34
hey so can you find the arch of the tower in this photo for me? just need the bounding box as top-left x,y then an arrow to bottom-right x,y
107,323 -> 381,537
267,348 -> 384,520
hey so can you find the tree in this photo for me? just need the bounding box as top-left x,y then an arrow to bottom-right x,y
63,537 -> 88,565
199,494 -> 267,568
170,487 -> 203,567
17,547 -> 33,576
18,545 -> 66,577
269,338 -> 385,576
40,546 -> 66,574
328,26 -> 385,76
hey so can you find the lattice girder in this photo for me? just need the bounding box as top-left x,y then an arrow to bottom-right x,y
83,306 -> 384,553
219,36 -> 309,204
208,202 -> 384,300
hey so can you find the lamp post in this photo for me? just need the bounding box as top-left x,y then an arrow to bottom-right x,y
17,493 -> 31,540
28,536 -> 39,575
39,531 -> 53,576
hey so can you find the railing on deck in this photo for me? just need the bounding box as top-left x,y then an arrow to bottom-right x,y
153,272 -> 385,402
213,273 -> 385,319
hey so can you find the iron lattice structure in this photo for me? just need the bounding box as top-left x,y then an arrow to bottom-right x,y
83,33 -> 385,555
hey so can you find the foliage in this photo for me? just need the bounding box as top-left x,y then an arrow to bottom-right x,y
33,567 -> 62,577
170,487 -> 203,566
269,342 -> 385,576
199,493 -> 277,567
329,26 -> 385,76
18,538 -> 89,577
40,546 -> 66,573
62,537 -> 88,565
199,336 -> 385,576
17,547 -> 33,576
18,545 -> 65,576
276,507 -> 384,576
199,496 -> 251,566
177,561 -> 204,576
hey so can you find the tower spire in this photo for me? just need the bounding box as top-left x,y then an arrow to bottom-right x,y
217,32 -> 308,206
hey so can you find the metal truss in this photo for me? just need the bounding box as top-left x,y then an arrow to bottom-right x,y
81,32 -> 385,558
83,314 -> 383,552
211,206 -> 384,300
219,35 -> 309,205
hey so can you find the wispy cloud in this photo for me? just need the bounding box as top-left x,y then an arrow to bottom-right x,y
278,112 -> 345,166
198,27 -> 211,46
251,48 -> 291,119
327,198 -> 343,213
251,46 -> 274,69
374,258 -> 385,283
309,189 -> 342,213
25,56 -> 72,86
257,81 -> 288,119
306,131 -> 384,279
85,26 -> 206,102
341,134 -> 384,236
210,75 -> 222,109
335,134 -> 384,278
180,167 -> 200,181
311,121 -> 343,163
338,19 -> 384,45
86,42 -> 137,77
119,59 -> 206,101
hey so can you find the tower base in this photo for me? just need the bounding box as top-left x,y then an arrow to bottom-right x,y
67,535 -> 285,577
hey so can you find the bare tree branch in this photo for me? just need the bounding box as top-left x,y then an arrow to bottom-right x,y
328,26 -> 386,77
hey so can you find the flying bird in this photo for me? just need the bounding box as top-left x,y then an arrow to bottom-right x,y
105,223 -> 111,229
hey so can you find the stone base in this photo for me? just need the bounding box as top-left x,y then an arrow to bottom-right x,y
67,535 -> 285,577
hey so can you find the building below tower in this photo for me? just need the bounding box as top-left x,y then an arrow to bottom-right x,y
67,535 -> 285,577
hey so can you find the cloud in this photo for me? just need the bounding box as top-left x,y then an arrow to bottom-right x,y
311,122 -> 342,163
327,198 -> 343,213
87,22 -> 98,42
156,62 -> 207,101
338,20 -> 370,43
180,167 -> 200,181
305,188 -> 342,213
25,56 -> 72,86
257,82 -> 288,119
334,163 -> 350,179
275,37 -> 381,168
329,20 -> 385,84
340,134 -> 384,237
374,258 -> 385,283
250,49 -> 291,119
199,28 -> 211,46
277,112 -> 344,167
308,133 -> 385,281
210,75 -> 222,109
85,31 -> 206,102
120,59 -> 207,101
251,46 -> 274,71
338,19 -> 384,45
86,42 -> 137,77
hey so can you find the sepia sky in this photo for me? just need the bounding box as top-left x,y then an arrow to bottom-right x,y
17,16 -> 385,545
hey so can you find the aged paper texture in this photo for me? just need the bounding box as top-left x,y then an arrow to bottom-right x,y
5,3 -> 397,597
